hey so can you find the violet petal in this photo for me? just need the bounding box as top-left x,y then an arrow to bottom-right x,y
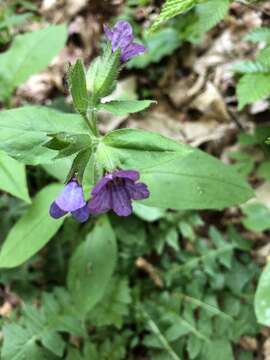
72,205 -> 91,223
121,43 -> 146,62
111,21 -> 133,51
114,20 -> 133,36
111,184 -> 132,217
125,180 -> 150,200
88,187 -> 112,214
49,202 -> 67,219
91,174 -> 113,196
113,170 -> 140,181
55,181 -> 86,212
103,24 -> 113,41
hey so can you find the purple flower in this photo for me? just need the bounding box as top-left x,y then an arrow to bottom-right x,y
50,179 -> 90,223
88,170 -> 150,217
104,20 -> 146,63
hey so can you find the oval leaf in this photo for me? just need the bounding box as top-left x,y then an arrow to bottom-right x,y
101,128 -> 253,209
0,184 -> 64,268
141,149 -> 253,210
67,215 -> 117,316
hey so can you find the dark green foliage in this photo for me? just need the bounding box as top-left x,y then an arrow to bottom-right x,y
1,289 -> 85,359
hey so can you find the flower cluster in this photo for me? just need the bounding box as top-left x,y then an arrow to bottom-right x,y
50,170 -> 149,222
50,21 -> 149,222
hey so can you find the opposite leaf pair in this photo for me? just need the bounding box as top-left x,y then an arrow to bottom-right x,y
50,170 -> 149,222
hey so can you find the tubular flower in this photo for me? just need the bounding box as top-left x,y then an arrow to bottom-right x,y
88,170 -> 150,217
104,20 -> 146,63
49,179 -> 90,223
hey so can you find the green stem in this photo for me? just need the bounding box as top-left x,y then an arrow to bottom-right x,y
141,308 -> 181,360
91,110 -> 99,137
83,114 -> 95,136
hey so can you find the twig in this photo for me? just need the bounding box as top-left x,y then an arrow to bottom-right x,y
136,257 -> 164,287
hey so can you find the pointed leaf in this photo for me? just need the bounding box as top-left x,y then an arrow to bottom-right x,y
68,59 -> 89,116
0,106 -> 89,165
99,99 -> 156,116
87,46 -> 120,100
0,151 -> 30,202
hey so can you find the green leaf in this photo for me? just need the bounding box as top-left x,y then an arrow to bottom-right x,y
67,215 -> 117,316
0,13 -> 32,31
257,161 -> 270,182
142,308 -> 182,360
241,202 -> 270,232
128,28 -> 179,69
0,151 -> 30,202
64,149 -> 92,185
202,339 -> 233,360
46,133 -> 92,160
88,277 -> 131,329
141,149 -> 253,210
68,59 -> 89,116
133,202 -> 166,222
99,99 -> 156,116
257,45 -> 270,67
0,25 -> 67,100
0,184 -> 64,268
2,324 -> 49,360
41,288 -> 86,337
187,0 -> 230,42
150,0 -> 198,31
233,60 -> 270,74
66,349 -> 83,360
1,289 -> 85,360
244,27 -> 270,43
0,106 -> 89,165
101,128 -> 190,170
42,158 -> 72,182
87,46 -> 120,100
187,336 -> 202,359
101,128 -> 253,210
255,262 -> 270,326
237,73 -> 270,110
